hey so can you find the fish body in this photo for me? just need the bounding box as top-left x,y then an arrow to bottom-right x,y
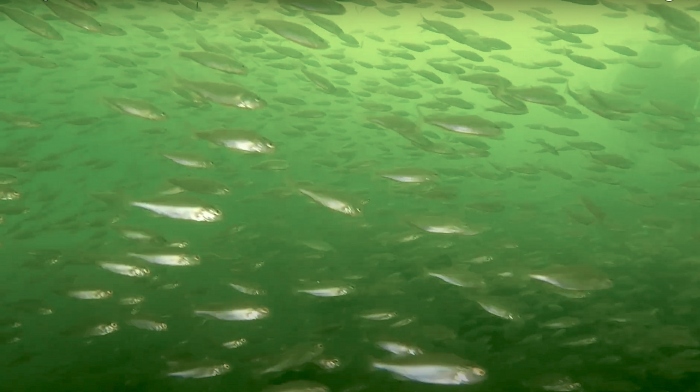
127,252 -> 199,266
175,77 -> 266,109
0,6 -> 63,40
194,307 -> 269,321
298,188 -> 361,216
104,97 -> 166,120
372,354 -> 487,385
130,200 -> 222,222
100,262 -> 150,277
168,364 -> 230,378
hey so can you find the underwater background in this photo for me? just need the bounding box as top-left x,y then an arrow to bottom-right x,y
1,0 -> 700,391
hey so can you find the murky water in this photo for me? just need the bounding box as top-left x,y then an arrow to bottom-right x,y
1,0 -> 700,391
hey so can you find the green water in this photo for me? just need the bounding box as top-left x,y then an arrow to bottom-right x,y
2,0 -> 700,391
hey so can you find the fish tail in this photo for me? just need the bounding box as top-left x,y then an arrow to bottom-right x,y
91,191 -> 128,222
91,191 -> 126,207
162,66 -> 184,85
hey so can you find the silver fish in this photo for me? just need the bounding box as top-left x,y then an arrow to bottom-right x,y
194,307 -> 269,321
100,262 -> 150,277
372,354 -> 487,385
167,363 -> 230,379
298,188 -> 361,216
130,199 -> 222,222
127,319 -> 167,331
127,252 -> 199,267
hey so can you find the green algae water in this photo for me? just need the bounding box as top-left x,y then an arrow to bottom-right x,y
2,0 -> 700,390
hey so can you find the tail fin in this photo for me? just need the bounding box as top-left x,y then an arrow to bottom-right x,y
92,191 -> 126,208
91,191 -> 128,222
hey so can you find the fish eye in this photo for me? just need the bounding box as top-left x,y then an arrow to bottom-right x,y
222,364 -> 230,369
473,367 -> 486,376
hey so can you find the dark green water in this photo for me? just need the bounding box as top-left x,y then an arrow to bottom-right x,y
1,0 -> 700,391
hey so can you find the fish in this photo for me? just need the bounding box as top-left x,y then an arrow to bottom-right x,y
194,307 -> 269,321
256,19 -> 329,49
507,86 -> 566,106
259,343 -> 324,374
262,381 -> 329,392
104,97 -> 166,120
460,0 -> 494,12
127,319 -> 168,331
423,114 -> 504,137
173,76 -> 266,109
475,296 -> 522,320
162,153 -> 213,168
85,323 -> 119,337
279,0 -> 346,15
99,262 -> 150,278
179,51 -> 247,74
301,67 -> 336,93
127,252 -> 200,267
529,265 -> 613,291
297,283 -> 354,297
408,215 -> 483,235
167,177 -> 229,195
68,290 -> 112,300
604,43 -> 637,56
0,6 -> 63,40
378,168 -> 438,183
129,197 -> 222,222
167,364 -> 230,378
589,152 -> 634,169
372,354 -> 487,385
64,0 -> 99,11
229,282 -> 266,296
298,187 -> 362,216
566,52 -> 607,70
43,1 -> 102,33
196,129 -> 275,153
647,4 -> 699,32
376,341 -> 423,356
427,267 -> 485,288
305,13 -> 344,36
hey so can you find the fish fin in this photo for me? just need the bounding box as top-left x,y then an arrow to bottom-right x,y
368,357 -> 380,370
151,66 -> 184,97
